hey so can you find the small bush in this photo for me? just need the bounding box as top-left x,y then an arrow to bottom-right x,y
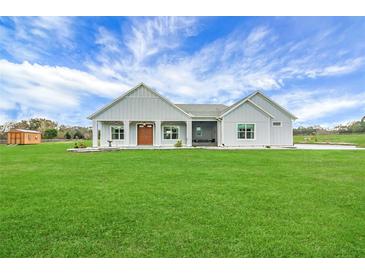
174,140 -> 182,147
74,141 -> 86,149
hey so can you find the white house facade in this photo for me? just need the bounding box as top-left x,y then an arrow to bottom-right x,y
88,83 -> 297,148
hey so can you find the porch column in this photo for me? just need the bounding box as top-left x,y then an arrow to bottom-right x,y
221,118 -> 225,146
155,120 -> 161,146
92,120 -> 98,147
186,120 -> 192,146
124,120 -> 130,146
217,120 -> 222,146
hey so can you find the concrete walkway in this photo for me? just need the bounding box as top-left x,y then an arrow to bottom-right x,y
294,144 -> 365,150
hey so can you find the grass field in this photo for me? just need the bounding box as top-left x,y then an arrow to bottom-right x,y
294,133 -> 365,147
0,142 -> 364,257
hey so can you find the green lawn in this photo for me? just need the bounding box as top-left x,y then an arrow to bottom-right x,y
294,133 -> 365,147
0,142 -> 364,258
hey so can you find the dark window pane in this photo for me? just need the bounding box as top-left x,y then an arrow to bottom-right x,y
238,132 -> 245,139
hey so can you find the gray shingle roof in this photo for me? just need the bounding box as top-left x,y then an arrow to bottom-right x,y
176,104 -> 228,117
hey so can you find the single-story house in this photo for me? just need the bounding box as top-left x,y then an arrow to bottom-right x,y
88,83 -> 297,147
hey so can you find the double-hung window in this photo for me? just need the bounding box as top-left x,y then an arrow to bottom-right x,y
111,126 -> 124,140
163,126 -> 179,140
237,123 -> 255,139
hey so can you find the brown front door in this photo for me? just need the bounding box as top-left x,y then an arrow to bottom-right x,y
137,124 -> 153,145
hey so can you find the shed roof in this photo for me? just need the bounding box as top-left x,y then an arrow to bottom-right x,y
8,129 -> 41,133
175,104 -> 228,117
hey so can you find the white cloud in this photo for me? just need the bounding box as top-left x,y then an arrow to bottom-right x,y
0,60 -> 129,124
91,19 -> 365,110
0,17 -> 74,61
96,27 -> 121,52
273,89 -> 365,125
124,17 -> 198,63
302,57 -> 365,78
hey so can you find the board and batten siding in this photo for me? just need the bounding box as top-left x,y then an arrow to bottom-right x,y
99,121 -> 187,146
100,121 -> 125,147
222,102 -> 270,146
250,93 -> 293,146
93,85 -> 190,121
160,121 -> 187,146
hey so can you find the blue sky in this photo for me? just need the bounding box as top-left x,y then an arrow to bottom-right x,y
0,16 -> 365,127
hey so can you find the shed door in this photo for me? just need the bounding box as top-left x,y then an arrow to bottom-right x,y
137,124 -> 153,145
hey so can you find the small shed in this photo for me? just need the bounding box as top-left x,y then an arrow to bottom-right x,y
7,129 -> 41,145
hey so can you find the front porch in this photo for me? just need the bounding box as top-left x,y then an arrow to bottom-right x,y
92,120 -> 220,148
92,120 -> 194,147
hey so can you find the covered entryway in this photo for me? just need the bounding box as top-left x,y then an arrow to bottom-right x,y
192,121 -> 217,146
137,123 -> 153,145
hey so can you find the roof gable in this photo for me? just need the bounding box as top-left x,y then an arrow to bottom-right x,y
88,83 -> 191,119
220,91 -> 296,120
249,91 -> 297,120
219,97 -> 274,118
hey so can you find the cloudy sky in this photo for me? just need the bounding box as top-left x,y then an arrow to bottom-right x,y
0,16 -> 365,127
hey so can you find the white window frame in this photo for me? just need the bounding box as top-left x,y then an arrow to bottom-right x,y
162,125 -> 180,140
272,121 -> 282,127
236,123 -> 256,140
110,125 -> 124,140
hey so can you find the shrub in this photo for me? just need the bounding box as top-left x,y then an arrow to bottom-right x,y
74,141 -> 86,149
174,140 -> 182,147
73,130 -> 84,139
64,131 -> 72,139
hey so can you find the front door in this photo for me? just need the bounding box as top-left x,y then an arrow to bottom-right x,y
137,124 -> 153,145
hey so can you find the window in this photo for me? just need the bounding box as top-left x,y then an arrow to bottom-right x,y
163,126 -> 179,140
272,121 -> 282,127
111,126 -> 124,140
237,124 -> 255,139
196,126 -> 202,137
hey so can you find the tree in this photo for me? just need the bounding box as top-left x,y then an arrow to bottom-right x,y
64,131 -> 72,139
29,118 -> 58,133
43,128 -> 58,139
73,130 -> 84,139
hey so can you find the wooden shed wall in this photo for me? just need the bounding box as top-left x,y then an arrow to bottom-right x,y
7,132 -> 41,145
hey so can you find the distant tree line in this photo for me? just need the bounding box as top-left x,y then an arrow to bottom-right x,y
0,118 -> 92,140
1,116 -> 364,140
294,117 -> 365,135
